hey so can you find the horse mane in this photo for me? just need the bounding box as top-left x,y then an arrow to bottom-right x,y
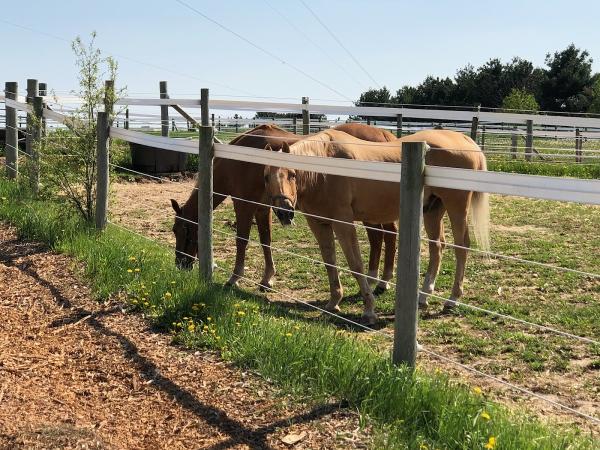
288,130 -> 340,190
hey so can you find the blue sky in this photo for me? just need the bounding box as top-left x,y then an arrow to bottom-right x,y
3,0 -> 600,103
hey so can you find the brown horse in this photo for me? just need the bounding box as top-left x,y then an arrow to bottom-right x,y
264,129 -> 490,323
170,123 -> 398,291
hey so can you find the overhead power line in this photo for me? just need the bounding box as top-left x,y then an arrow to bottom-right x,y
173,0 -> 353,101
0,18 -> 257,96
262,0 -> 367,91
299,0 -> 381,89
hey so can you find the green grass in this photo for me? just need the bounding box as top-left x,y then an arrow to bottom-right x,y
0,179 -> 597,449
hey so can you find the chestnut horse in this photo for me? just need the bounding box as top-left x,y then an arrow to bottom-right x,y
264,129 -> 490,324
170,123 -> 398,291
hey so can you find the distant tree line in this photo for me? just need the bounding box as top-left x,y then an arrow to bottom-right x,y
357,44 -> 600,114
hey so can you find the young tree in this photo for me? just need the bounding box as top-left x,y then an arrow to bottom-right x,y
43,33 -> 122,223
501,88 -> 539,112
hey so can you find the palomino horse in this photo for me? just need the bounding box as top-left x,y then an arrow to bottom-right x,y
170,123 -> 398,291
264,129 -> 490,324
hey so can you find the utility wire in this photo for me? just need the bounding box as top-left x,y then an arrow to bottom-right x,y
173,0 -> 353,101
0,18 -> 256,96
262,0 -> 367,91
299,0 -> 380,89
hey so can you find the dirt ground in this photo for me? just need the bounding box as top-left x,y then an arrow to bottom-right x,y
0,225 -> 370,450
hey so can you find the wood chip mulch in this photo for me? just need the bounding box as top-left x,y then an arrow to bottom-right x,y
0,226 -> 370,449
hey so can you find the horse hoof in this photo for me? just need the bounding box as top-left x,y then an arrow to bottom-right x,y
225,277 -> 240,288
258,281 -> 273,292
373,285 -> 387,296
362,311 -> 378,326
442,301 -> 457,313
325,302 -> 341,313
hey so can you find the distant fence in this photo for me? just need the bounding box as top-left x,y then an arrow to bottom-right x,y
1,82 -> 600,425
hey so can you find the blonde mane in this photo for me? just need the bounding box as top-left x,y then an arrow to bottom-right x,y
288,131 -> 338,190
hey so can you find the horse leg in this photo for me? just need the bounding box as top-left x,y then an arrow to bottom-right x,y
226,200 -> 256,287
332,221 -> 377,324
374,222 -> 398,295
418,204 -> 446,309
444,194 -> 472,311
306,217 -> 343,311
364,222 -> 383,287
255,205 -> 276,291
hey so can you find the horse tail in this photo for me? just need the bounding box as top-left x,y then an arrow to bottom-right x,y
469,153 -> 490,253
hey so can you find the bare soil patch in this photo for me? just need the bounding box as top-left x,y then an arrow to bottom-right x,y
0,225 -> 369,449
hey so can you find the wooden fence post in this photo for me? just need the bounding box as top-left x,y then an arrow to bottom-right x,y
39,83 -> 47,134
470,116 -> 478,142
198,88 -> 214,282
124,108 -> 129,130
525,119 -> 533,162
481,125 -> 486,151
5,82 -> 18,179
302,96 -> 309,135
392,141 -> 426,367
575,128 -> 582,163
25,79 -> 38,175
160,81 -> 169,137
95,111 -> 109,230
511,126 -> 518,160
30,96 -> 43,195
396,114 -> 403,138
293,116 -> 298,134
104,80 -> 114,121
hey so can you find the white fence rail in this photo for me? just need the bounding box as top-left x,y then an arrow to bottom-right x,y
114,96 -> 600,129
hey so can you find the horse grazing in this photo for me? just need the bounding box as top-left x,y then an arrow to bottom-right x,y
170,123 -> 398,292
263,129 -> 490,324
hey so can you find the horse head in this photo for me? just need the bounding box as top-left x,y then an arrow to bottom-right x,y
263,142 -> 296,226
170,198 -> 197,270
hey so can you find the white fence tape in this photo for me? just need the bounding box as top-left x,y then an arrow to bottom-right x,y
114,97 -> 600,129
108,127 -> 600,205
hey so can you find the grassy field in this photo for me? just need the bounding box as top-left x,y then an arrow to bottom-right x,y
1,178 -> 598,448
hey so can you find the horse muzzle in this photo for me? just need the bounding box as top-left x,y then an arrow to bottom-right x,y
275,207 -> 295,226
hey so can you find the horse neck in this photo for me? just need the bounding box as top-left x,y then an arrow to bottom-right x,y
182,188 -> 199,220
290,137 -> 330,197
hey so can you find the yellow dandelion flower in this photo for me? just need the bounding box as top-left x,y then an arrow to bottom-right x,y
164,292 -> 172,299
132,299 -> 138,304
215,336 -> 221,340
237,311 -> 246,316
207,317 -> 212,321
236,322 -> 241,326
293,325 -> 300,331
127,269 -> 133,273
128,256 -> 136,262
234,303 -> 240,308
134,268 -> 141,273
484,436 -> 496,449
285,332 -> 292,337
473,386 -> 482,395
188,324 -> 195,332
419,444 -> 429,450
171,281 -> 176,284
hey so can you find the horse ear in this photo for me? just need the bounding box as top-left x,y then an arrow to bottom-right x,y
282,142 -> 290,153
265,144 -> 273,151
170,199 -> 181,214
